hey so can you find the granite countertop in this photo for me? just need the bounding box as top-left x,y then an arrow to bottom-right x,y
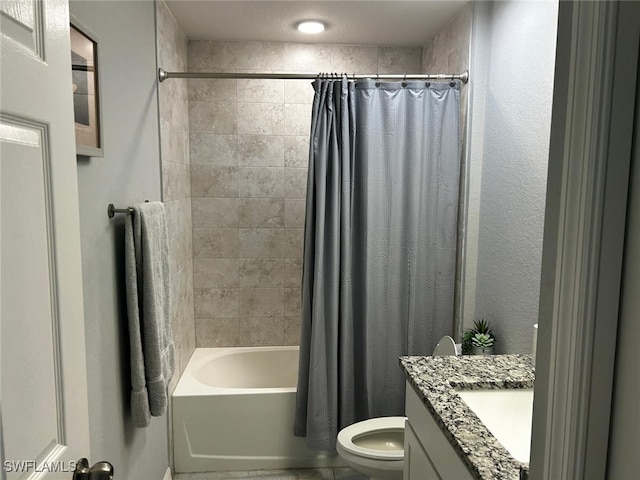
400,354 -> 534,480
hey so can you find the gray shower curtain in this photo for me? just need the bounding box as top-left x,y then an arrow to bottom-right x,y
295,77 -> 460,451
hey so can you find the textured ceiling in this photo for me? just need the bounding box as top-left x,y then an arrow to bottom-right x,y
165,1 -> 469,47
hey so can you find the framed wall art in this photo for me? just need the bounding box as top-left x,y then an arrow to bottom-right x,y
70,19 -> 103,157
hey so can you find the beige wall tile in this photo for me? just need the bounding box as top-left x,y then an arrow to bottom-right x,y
238,317 -> 285,346
283,43 -> 332,72
165,198 -> 192,241
189,101 -> 237,134
193,258 -> 239,288
194,288 -> 239,318
238,198 -> 284,228
284,136 -> 309,168
237,79 -> 284,103
162,161 -> 191,201
284,103 -> 312,137
156,0 -> 186,70
192,198 -> 238,228
284,198 -> 306,228
169,230 -> 192,277
193,228 -> 238,258
284,316 -> 301,346
422,44 -> 434,75
188,78 -> 237,102
284,257 -> 303,287
188,40 -> 237,71
284,168 -> 308,198
284,80 -> 315,104
238,288 -> 284,317
239,228 -> 285,258
331,45 -> 378,73
190,134 -> 238,166
160,117 -> 189,165
237,103 -> 284,135
236,41 -> 284,70
378,47 -> 422,74
191,165 -> 238,197
195,318 -> 240,347
285,229 -> 304,258
284,287 -> 301,316
170,260 -> 191,321
238,167 -> 285,197
238,258 -> 284,287
237,135 -> 285,167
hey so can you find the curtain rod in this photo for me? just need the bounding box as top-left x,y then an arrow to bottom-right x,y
158,68 -> 469,84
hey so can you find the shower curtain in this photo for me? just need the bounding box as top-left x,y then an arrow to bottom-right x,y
294,76 -> 460,451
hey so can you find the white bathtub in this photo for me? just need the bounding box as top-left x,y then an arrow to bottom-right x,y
172,346 -> 342,473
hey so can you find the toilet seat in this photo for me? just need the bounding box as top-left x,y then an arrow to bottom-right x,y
336,416 -> 406,460
334,336 -> 458,479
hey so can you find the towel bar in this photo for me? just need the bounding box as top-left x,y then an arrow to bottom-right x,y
107,204 -> 134,218
108,201 -> 151,218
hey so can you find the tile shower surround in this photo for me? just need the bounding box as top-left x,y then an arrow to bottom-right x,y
157,0 -> 194,391
188,41 -> 422,348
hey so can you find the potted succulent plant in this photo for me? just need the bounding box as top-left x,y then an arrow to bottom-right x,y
462,318 -> 496,355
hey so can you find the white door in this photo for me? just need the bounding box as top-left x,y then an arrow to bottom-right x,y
1,0 -> 91,479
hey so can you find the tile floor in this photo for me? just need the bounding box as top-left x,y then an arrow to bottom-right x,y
174,467 -> 367,480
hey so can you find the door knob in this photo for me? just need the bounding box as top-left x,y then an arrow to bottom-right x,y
73,458 -> 113,480
88,461 -> 113,480
72,458 -> 90,480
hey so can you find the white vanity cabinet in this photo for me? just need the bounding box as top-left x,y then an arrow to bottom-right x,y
403,382 -> 474,480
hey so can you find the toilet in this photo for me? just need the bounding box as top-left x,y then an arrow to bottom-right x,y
335,336 -> 459,479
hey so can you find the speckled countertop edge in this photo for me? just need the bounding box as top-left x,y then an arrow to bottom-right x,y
400,354 -> 534,480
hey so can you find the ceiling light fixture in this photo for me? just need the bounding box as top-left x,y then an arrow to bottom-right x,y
297,20 -> 325,34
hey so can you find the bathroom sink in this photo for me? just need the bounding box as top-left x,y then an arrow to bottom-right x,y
455,388 -> 534,463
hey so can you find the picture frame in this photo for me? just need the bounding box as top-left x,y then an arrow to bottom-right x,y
70,18 -> 103,157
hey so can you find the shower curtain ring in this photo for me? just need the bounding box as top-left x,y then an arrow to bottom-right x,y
375,73 -> 380,87
402,74 -> 407,87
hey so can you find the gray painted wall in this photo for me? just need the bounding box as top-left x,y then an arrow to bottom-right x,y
71,1 -> 169,478
466,1 -> 558,353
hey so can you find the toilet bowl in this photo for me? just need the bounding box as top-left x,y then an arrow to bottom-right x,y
336,416 -> 405,480
335,336 -> 459,479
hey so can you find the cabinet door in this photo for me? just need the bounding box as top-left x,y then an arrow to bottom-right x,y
404,421 -> 440,480
405,383 -> 475,480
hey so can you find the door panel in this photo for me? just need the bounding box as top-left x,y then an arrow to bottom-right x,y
1,0 -> 90,478
0,0 -> 43,57
1,118 -> 61,473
